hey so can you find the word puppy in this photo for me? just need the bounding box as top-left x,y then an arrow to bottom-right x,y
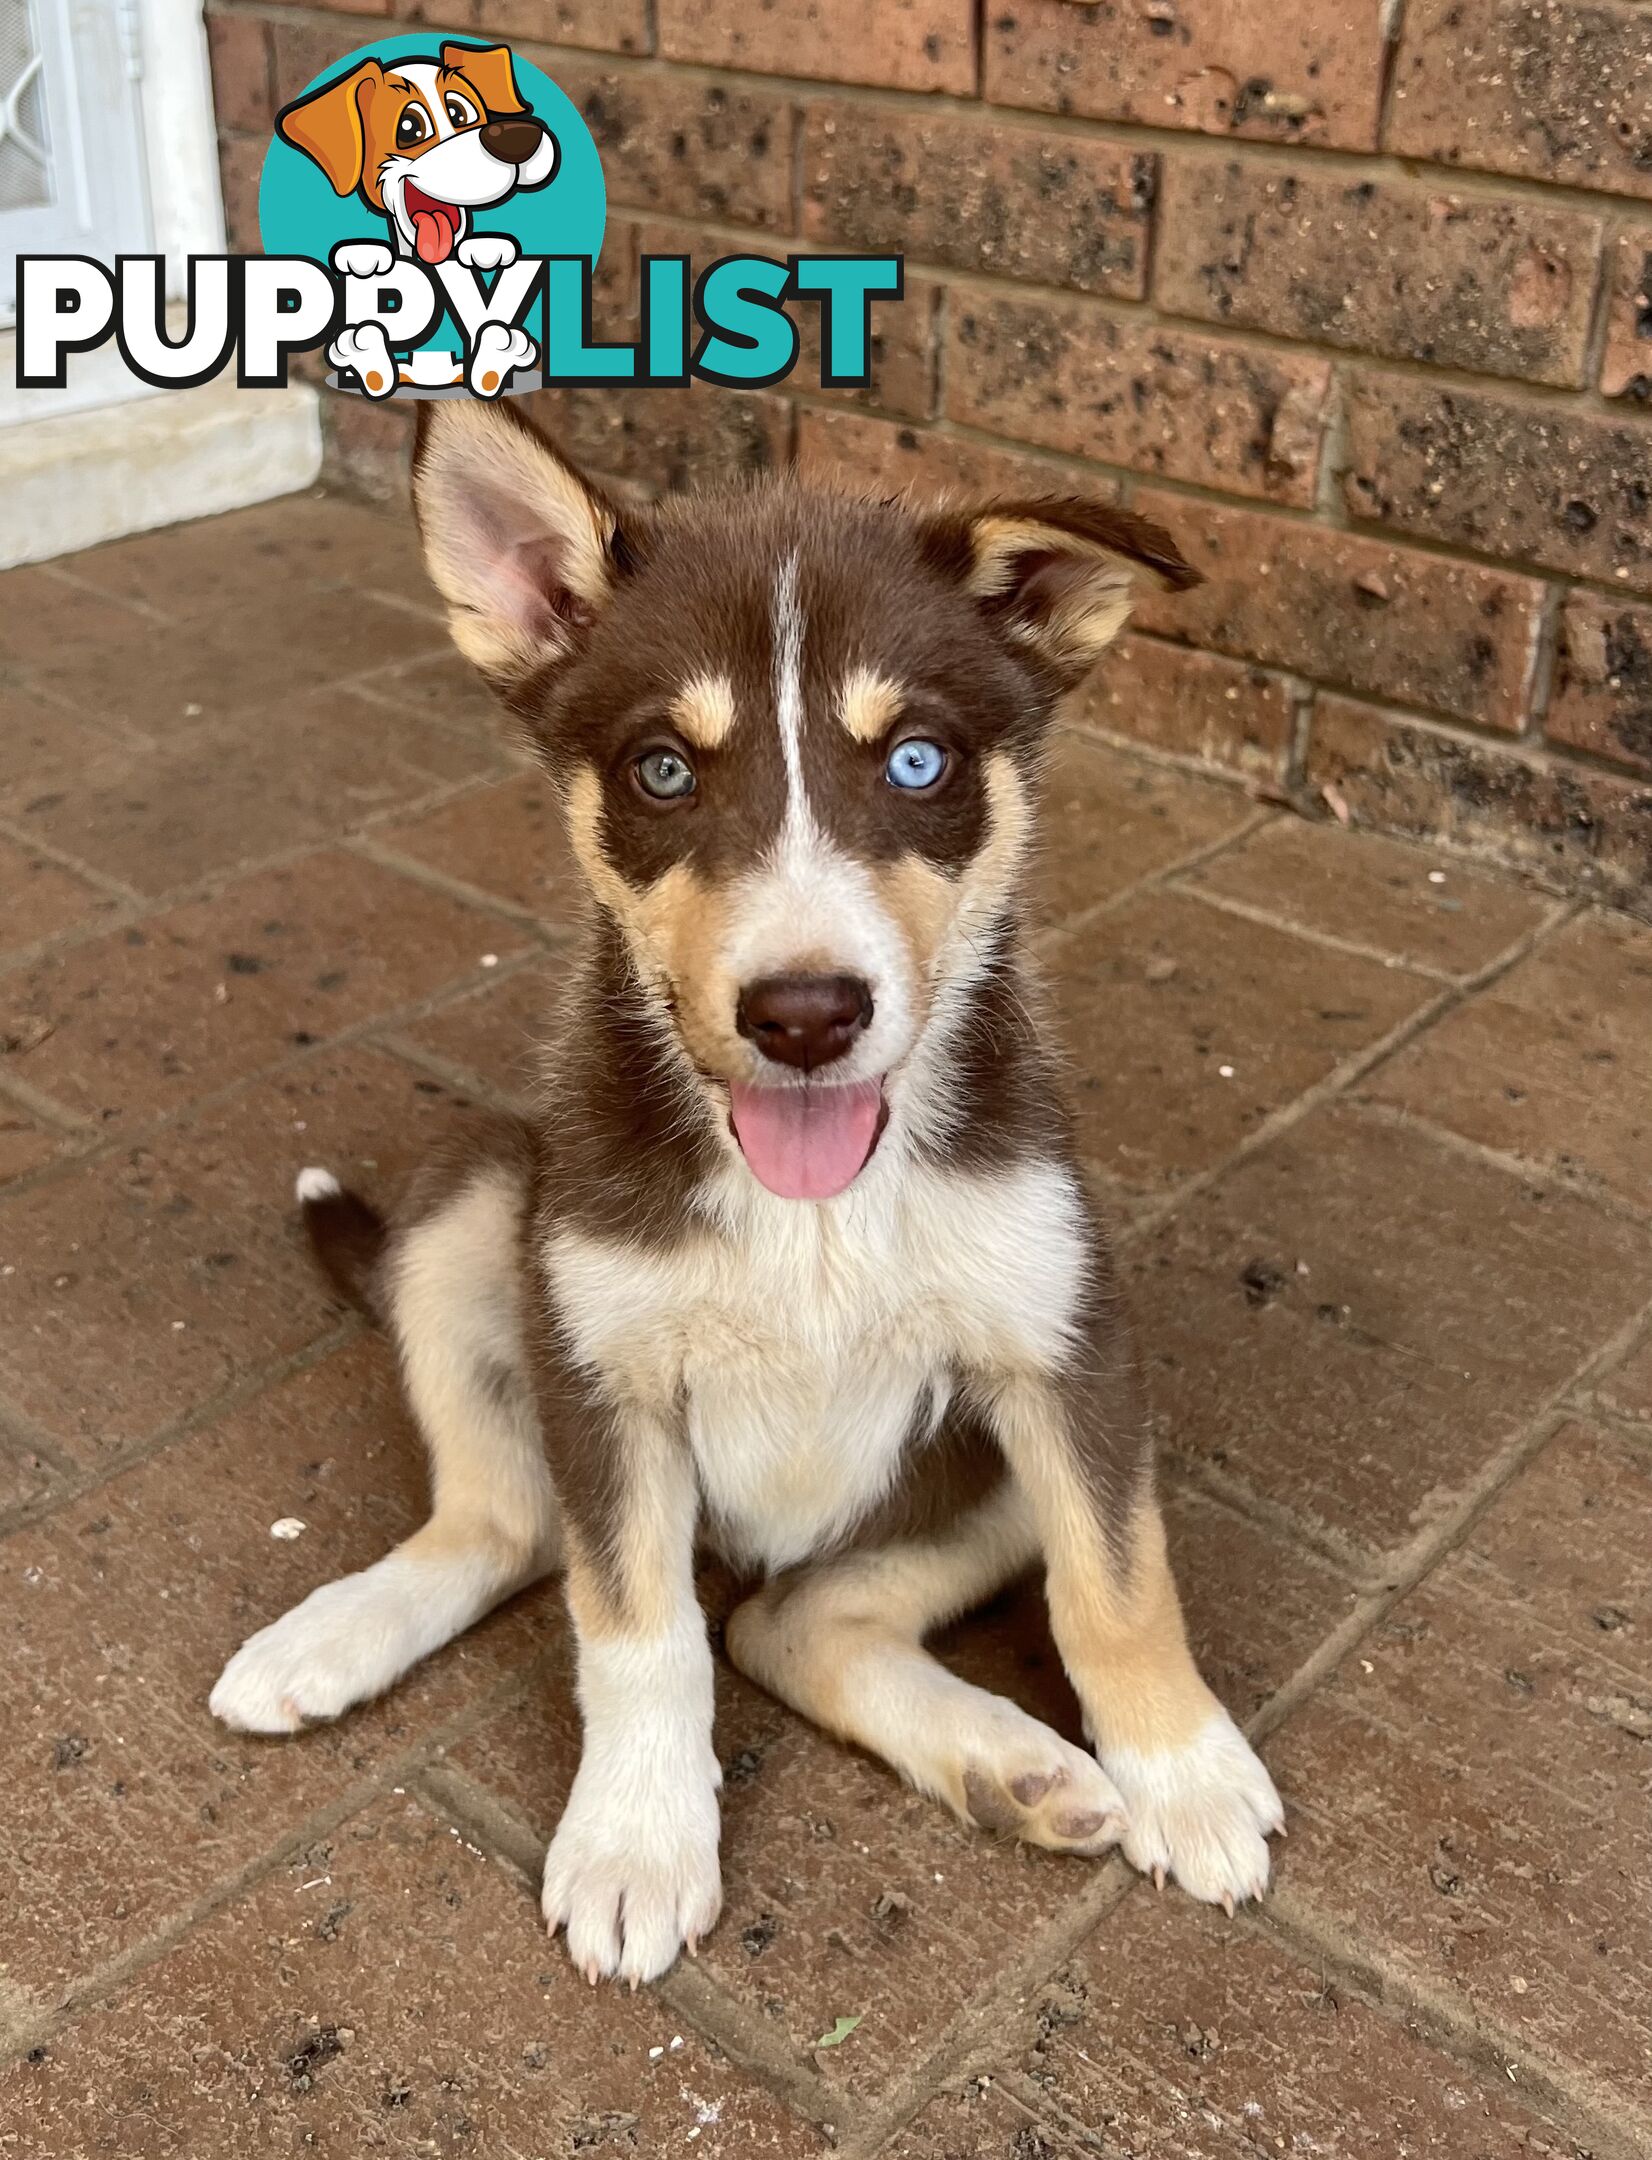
211,401 -> 1284,1984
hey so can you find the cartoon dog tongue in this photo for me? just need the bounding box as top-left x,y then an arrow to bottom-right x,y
728,1081 -> 883,1201
406,188 -> 460,265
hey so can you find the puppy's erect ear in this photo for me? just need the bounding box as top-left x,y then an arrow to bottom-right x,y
442,41 -> 527,116
412,400 -> 627,707
926,496 -> 1199,687
275,61 -> 382,196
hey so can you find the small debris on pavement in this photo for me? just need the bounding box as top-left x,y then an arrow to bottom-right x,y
269,1517 -> 307,1540
814,2015 -> 863,2049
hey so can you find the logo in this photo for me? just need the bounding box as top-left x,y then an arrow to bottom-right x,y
14,36 -> 901,402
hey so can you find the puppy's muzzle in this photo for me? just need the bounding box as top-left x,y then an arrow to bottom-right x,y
736,973 -> 873,1074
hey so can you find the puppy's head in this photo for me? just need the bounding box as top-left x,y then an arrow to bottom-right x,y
414,401 -> 1195,1201
276,44 -> 557,262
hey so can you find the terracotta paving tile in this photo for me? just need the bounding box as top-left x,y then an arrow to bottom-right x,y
0,1792 -> 818,2155
1268,1420 -> 1652,2110
1032,733 -> 1254,929
446,1492 -> 1346,2107
0,850 -> 526,1125
1184,817 -> 1553,977
1599,1332 -> 1652,1423
0,833 -> 116,953
393,964 -> 561,1099
351,650 -> 519,746
0,1343 -> 560,2003
0,1428 -> 56,1519
0,565 -> 156,670
884,2086 -> 1091,2157
57,492 -> 437,618
1049,889 -> 1432,1192
0,1099 -> 71,1185
27,590 -> 446,737
1013,1895 -> 1585,2155
1131,1103 -> 1652,1570
0,1049 -> 483,1460
370,769 -> 583,923
0,688 -> 133,796
1366,909 -> 1652,1212
0,687 -> 498,897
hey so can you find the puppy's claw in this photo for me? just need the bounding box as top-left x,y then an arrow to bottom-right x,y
1152,1865 -> 1166,1893
1221,1892 -> 1235,1919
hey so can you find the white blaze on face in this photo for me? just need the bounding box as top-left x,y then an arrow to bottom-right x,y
772,552 -> 812,843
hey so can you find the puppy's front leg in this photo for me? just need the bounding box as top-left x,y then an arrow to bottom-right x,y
984,1253 -> 1283,1909
539,1381 -> 720,1985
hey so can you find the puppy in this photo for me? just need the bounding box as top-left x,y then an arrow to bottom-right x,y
211,401 -> 1284,1985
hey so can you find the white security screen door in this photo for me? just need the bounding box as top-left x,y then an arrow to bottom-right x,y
1,0 -> 153,325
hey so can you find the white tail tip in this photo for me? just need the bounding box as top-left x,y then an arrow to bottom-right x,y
295,1166 -> 342,1205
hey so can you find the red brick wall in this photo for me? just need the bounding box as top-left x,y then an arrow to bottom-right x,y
205,0 -> 1652,905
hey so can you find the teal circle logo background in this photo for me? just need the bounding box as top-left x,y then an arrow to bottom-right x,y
257,34 -> 606,357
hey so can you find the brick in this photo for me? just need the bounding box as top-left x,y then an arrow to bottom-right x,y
1185,817 -> 1552,978
1547,590 -> 1652,777
0,1102 -> 71,1186
887,2088 -> 1088,2158
1269,1420 -> 1652,2105
660,0 -> 973,93
62,492 -> 438,618
1131,1103 -> 1652,1568
1366,909 -> 1652,1212
1599,226 -> 1652,400
269,18 -> 387,111
1,1792 -> 815,2154
802,101 -> 1153,296
206,11 -> 272,134
0,1429 -> 56,1518
216,130 -> 265,257
1034,732 -> 1255,930
1155,158 -> 1601,387
792,271 -> 940,421
320,391 -> 415,505
1345,371 -> 1652,590
2,689 -> 494,896
947,294 -> 1331,505
1076,632 -> 1294,782
0,1346 -> 560,1998
1600,1332 -> 1652,1422
526,383 -> 790,495
1305,696 -> 1652,909
1131,488 -> 1545,733
0,1048 -> 481,1459
533,54 -> 794,233
0,850 -> 524,1126
393,964 -> 553,1098
0,689 -> 129,797
1050,891 -> 1432,1193
794,407 -> 1114,499
0,563 -> 154,670
985,0 -> 1388,151
396,0 -> 650,56
369,770 -> 580,922
1388,0 -> 1652,201
1015,1895 -> 1580,2154
352,651 -> 513,747
0,836 -> 114,954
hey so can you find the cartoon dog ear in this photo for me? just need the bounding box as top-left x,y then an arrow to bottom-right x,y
275,60 -> 383,196
923,496 -> 1200,687
441,41 -> 527,116
413,400 -> 632,712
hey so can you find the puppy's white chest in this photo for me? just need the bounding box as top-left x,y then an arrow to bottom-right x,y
545,1157 -> 1088,1570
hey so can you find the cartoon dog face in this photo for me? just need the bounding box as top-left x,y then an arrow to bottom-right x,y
276,43 -> 558,263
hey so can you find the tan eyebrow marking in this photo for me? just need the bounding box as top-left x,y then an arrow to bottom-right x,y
838,665 -> 904,743
670,672 -> 737,750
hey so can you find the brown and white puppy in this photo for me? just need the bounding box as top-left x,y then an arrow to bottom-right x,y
210,401 -> 1284,1986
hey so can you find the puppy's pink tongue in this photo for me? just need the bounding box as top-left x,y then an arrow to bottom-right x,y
728,1080 -> 883,1200
412,209 -> 454,264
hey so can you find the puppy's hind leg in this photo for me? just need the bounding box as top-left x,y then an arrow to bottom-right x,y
211,1129 -> 561,1735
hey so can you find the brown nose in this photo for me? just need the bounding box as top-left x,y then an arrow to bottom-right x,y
480,117 -> 545,166
736,973 -> 873,1073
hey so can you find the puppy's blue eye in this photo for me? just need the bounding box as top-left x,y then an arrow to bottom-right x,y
886,738 -> 948,791
635,748 -> 696,801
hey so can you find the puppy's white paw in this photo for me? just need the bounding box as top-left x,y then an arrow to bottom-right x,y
542,1753 -> 722,1986
467,321 -> 535,397
456,233 -> 519,272
210,1562 -> 433,1733
1103,1709 -> 1283,1910
329,322 -> 396,399
956,1703 -> 1128,1855
331,240 -> 395,279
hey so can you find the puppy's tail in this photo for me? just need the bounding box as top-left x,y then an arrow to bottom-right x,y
295,1166 -> 388,1326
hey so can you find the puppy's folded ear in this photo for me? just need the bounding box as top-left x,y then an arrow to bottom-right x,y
275,61 -> 381,196
412,401 -> 630,709
925,496 -> 1200,688
441,41 -> 528,116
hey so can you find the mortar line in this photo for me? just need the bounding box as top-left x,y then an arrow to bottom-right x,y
1164,879 -> 1457,983
1352,1096 -> 1652,1234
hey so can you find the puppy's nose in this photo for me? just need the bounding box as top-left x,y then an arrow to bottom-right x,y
737,973 -> 873,1073
480,118 -> 545,166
